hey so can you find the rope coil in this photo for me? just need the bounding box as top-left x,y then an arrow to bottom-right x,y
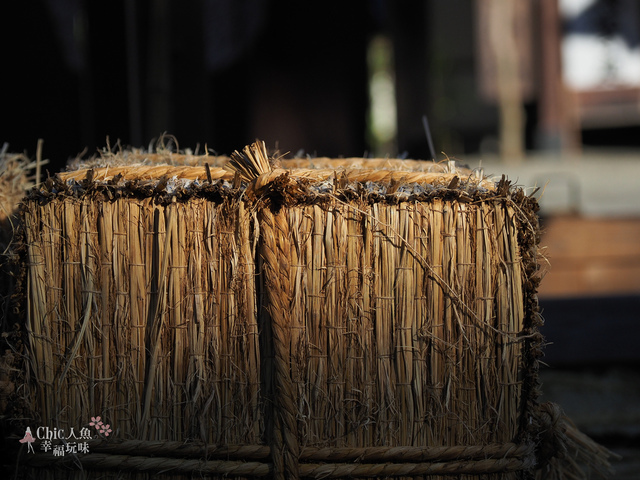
14,404 -> 618,478
15,441 -> 536,477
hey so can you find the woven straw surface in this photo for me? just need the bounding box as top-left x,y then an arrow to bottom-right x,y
7,142 -> 615,479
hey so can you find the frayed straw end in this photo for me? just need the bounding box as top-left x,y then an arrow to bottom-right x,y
228,140 -> 272,183
534,402 -> 620,480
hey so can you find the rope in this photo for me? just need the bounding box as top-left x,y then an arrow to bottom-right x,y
18,427 -> 618,479
17,449 -> 535,477
58,165 -> 234,183
86,440 -> 269,459
298,458 -> 533,477
53,439 -> 531,463
260,207 -> 301,480
20,453 -> 272,476
301,442 -> 532,463
57,162 -> 494,191
532,402 -> 619,480
248,169 -> 494,193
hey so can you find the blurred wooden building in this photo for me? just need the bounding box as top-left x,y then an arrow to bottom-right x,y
5,0 -> 640,166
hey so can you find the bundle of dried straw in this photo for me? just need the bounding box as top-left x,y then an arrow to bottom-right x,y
7,141 -> 616,479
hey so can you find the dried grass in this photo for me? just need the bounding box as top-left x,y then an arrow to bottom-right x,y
22,195 -> 261,445
10,142 -> 616,479
0,142 -> 48,252
0,142 -> 48,381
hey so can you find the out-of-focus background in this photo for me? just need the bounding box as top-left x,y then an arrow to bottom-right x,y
1,0 -> 639,476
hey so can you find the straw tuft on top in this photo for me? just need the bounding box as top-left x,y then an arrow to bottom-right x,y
228,140 -> 272,183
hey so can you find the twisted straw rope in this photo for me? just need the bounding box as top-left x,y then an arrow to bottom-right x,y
58,165 -> 494,191
22,453 -> 271,476
259,207 -> 301,480
63,439 -> 532,462
58,165 -> 234,183
280,168 -> 477,186
57,137 -> 493,190
19,453 -> 533,477
279,157 -> 452,171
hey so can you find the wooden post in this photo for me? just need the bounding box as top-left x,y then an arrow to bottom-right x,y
537,0 -> 580,153
488,0 -> 525,163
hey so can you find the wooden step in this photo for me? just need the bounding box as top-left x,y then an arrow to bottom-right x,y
538,216 -> 640,298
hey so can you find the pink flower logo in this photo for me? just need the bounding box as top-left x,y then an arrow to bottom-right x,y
89,416 -> 112,437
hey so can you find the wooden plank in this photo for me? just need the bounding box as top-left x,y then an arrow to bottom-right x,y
537,216 -> 640,366
538,216 -> 640,298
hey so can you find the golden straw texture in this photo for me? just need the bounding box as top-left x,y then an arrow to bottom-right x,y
22,196 -> 262,446
12,143 -> 616,479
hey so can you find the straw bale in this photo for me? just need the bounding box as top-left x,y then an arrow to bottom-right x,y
0,144 -> 48,255
8,141 -> 617,479
0,144 -> 50,420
